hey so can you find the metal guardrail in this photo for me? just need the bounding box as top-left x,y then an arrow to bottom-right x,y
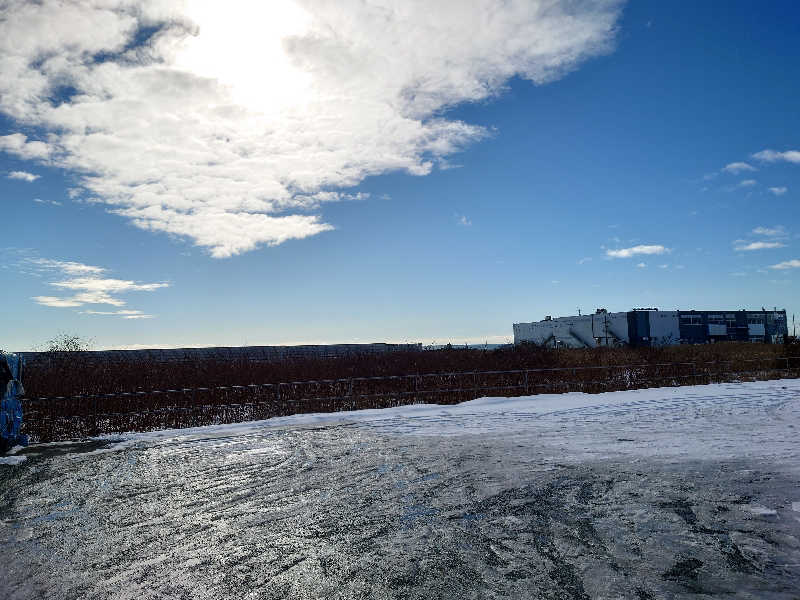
20,356 -> 800,442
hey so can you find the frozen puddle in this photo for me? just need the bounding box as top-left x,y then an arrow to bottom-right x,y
1,379 -> 800,598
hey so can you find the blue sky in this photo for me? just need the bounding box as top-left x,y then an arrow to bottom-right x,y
2,0 -> 799,351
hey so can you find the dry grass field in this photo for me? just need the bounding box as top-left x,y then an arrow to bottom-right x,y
24,340 -> 798,399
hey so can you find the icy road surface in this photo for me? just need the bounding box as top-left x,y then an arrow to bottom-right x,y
2,380 -> 800,599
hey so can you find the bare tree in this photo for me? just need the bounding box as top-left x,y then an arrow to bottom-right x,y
45,333 -> 94,353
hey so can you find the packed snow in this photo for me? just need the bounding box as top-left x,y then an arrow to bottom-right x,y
94,379 -> 800,469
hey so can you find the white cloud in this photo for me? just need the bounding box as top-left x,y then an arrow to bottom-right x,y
752,226 -> 786,237
734,241 -> 786,251
722,161 -> 755,174
0,0 -> 623,258
457,215 -> 472,227
658,264 -> 669,269
83,309 -> 154,319
636,262 -> 646,268
752,149 -> 800,164
606,244 -> 669,259
768,186 -> 787,196
84,309 -> 143,315
0,134 -> 52,160
735,226 -> 790,252
577,257 -> 592,265
769,259 -> 800,270
739,179 -> 757,187
29,258 -> 106,276
50,277 -> 168,293
26,258 -> 167,311
7,170 -> 39,182
31,296 -> 83,308
33,198 -> 62,206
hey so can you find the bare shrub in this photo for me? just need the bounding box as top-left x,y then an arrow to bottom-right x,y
45,333 -> 94,353
23,341 -> 788,399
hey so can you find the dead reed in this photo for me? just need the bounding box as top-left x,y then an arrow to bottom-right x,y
24,341 -> 789,399
19,341 -> 799,443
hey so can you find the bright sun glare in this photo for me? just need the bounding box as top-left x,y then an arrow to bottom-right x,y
175,0 -> 313,114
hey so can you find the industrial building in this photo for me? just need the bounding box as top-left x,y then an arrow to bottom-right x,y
513,308 -> 788,348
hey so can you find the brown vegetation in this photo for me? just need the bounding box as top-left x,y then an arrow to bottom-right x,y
24,341 -> 792,399
18,341 -> 800,443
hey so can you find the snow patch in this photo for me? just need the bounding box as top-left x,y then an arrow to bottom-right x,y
33,378 -> 798,468
0,455 -> 27,466
746,504 -> 778,516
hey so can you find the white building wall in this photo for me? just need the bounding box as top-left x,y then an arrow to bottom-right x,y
647,311 -> 680,346
516,309 -> 783,348
514,312 -> 630,348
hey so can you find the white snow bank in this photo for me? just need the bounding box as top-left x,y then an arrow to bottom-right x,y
80,378 -> 800,467
0,455 -> 27,466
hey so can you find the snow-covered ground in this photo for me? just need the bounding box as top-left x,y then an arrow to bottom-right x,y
100,378 -> 800,468
0,454 -> 27,466
2,379 -> 800,599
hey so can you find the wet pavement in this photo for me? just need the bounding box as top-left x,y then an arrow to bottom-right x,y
3,381 -> 800,599
2,420 -> 800,599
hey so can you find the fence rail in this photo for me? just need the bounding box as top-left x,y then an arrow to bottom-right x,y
20,356 -> 800,442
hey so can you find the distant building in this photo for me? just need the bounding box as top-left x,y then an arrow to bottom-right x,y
513,308 -> 788,348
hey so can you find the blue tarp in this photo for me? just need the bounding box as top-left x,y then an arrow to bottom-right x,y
1,353 -> 27,452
